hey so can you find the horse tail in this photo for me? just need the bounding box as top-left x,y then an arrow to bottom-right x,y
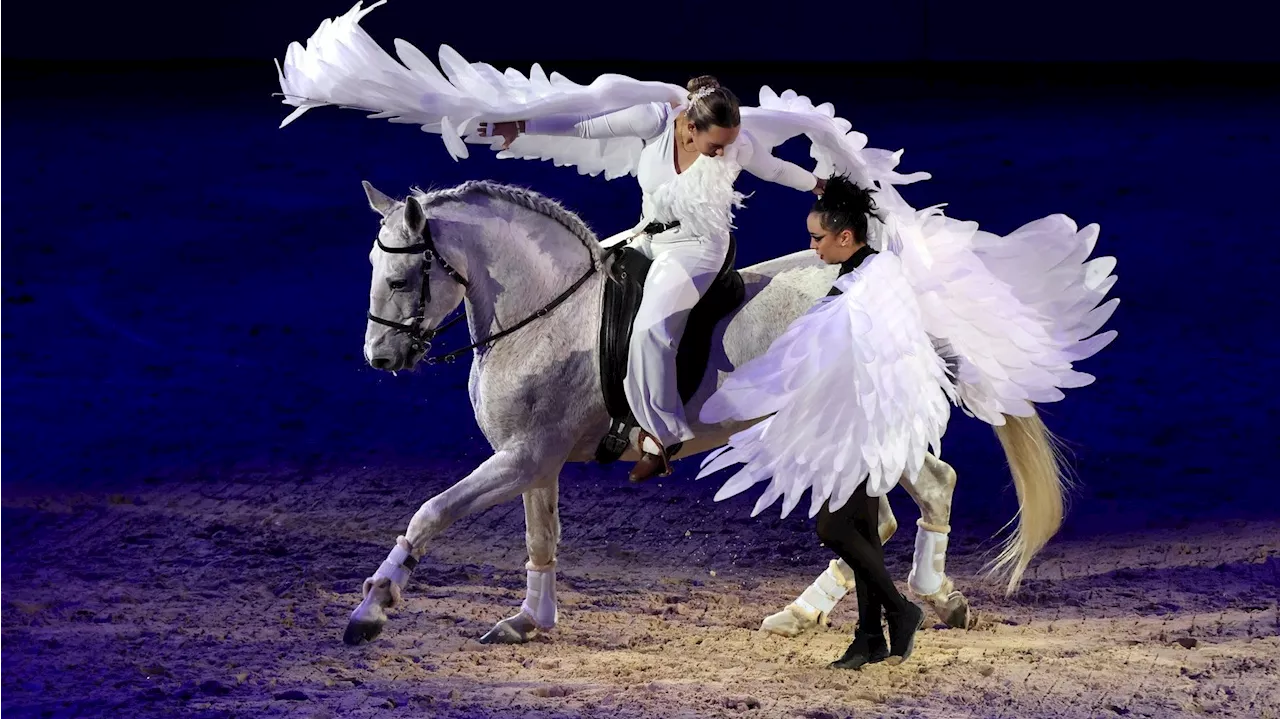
984,409 -> 1074,595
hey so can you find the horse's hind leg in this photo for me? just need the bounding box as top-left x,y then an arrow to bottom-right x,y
479,476 -> 562,644
900,454 -> 974,629
343,446 -> 556,645
759,495 -> 899,637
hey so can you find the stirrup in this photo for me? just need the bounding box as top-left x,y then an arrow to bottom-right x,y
647,432 -> 684,463
634,429 -> 676,478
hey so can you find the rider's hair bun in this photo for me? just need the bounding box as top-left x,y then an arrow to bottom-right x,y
686,75 -> 721,94
812,174 -> 879,243
684,75 -> 740,132
820,175 -> 877,217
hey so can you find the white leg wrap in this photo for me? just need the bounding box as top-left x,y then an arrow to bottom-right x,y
830,558 -> 855,585
520,563 -> 558,630
793,559 -> 856,619
372,537 -> 417,590
907,521 -> 949,597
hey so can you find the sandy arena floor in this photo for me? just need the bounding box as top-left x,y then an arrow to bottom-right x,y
3,463 -> 1277,719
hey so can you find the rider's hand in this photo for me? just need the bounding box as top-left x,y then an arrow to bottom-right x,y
479,121 -> 523,149
812,176 -> 827,196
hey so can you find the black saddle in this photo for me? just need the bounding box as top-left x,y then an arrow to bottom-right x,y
594,223 -> 746,464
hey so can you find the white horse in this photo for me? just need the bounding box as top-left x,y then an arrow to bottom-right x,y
346,178 -> 1068,646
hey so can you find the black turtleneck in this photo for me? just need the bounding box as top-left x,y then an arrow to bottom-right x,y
826,244 -> 878,296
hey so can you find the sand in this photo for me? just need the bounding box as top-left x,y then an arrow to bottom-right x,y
3,463 -> 1277,719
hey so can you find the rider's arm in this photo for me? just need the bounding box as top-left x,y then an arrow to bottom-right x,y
523,102 -> 670,141
733,130 -> 819,192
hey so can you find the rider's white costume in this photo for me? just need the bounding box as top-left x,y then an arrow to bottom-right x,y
523,101 -> 818,447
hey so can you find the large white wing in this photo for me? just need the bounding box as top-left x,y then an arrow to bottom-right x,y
734,84 -> 1119,424
696,253 -> 955,520
874,182 -> 1119,425
274,1 -> 686,178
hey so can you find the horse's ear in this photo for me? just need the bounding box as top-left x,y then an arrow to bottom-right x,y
403,196 -> 427,236
363,180 -> 396,217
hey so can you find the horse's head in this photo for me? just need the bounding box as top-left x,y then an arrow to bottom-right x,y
362,181 -> 469,372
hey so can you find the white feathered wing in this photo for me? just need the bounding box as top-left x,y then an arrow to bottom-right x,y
275,4 -> 940,187
733,87 -> 1120,411
868,182 -> 1119,426
731,83 -> 1121,424
275,1 -> 686,178
696,253 -> 956,520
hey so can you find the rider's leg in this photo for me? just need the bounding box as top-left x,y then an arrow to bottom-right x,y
624,237 -> 726,481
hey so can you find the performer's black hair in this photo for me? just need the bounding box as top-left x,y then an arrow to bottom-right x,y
811,174 -> 879,244
686,75 -> 740,131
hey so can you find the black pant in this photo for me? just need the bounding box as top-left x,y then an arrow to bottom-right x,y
815,483 -> 908,633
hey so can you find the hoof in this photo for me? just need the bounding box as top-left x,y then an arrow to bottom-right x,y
759,606 -> 817,638
343,618 -> 384,645
914,587 -> 975,630
479,612 -> 540,644
344,584 -> 391,645
937,592 -> 974,629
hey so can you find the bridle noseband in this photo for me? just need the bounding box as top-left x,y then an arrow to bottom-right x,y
366,218 -> 471,363
367,209 -> 599,366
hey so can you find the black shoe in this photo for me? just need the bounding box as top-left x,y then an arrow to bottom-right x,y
885,596 -> 925,666
828,628 -> 889,670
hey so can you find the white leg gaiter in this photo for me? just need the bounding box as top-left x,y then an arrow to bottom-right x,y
520,561 -> 558,629
907,520 -> 950,597
792,559 -> 856,621
372,536 -> 417,590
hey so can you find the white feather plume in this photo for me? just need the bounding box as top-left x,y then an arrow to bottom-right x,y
697,253 -> 955,518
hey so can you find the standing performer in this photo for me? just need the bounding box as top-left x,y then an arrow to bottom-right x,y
477,77 -> 825,480
698,174 -> 952,667
751,173 -> 1120,640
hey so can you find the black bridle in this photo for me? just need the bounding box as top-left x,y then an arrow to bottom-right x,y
367,217 -> 599,365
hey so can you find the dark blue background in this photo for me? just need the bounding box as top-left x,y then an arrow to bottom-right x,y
5,0 -> 1280,62
3,1 -> 1279,535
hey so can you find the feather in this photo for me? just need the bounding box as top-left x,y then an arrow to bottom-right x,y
276,6 -> 946,192
275,2 -> 686,176
695,254 -> 953,519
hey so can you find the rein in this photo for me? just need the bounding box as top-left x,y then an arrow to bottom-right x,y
368,215 -> 600,365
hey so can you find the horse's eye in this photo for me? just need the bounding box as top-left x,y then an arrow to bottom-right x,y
388,279 -> 408,291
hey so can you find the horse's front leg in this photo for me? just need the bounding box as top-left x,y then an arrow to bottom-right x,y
478,476 -> 561,644
343,445 -> 555,645
900,454 -> 974,629
759,496 -> 898,637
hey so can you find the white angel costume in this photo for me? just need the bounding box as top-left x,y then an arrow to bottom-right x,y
513,101 -> 819,448
274,1 -> 1119,485
697,244 -> 958,518
694,182 -> 1118,515
694,184 -> 1118,521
